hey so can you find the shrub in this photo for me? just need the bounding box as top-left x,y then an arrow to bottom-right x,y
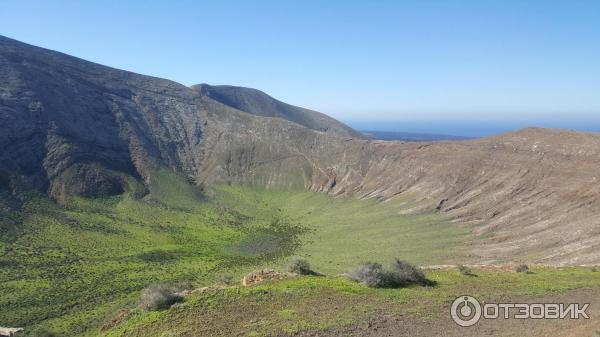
515,264 -> 529,273
348,262 -> 386,287
287,256 -> 312,275
139,284 -> 183,311
215,272 -> 234,285
348,259 -> 427,288
457,264 -> 473,276
387,259 -> 427,286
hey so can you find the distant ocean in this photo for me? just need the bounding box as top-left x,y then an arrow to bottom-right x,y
345,120 -> 600,138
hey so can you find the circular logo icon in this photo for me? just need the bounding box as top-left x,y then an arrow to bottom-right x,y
451,295 -> 482,327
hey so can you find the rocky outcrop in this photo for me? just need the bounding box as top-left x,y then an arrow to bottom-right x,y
0,327 -> 23,337
242,269 -> 296,286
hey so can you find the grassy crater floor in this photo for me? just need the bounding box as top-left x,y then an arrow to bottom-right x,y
0,171 -> 474,336
213,185 -> 470,274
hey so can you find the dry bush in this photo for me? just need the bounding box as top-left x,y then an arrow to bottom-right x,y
215,272 -> 234,285
348,259 -> 428,288
457,264 -> 473,276
139,284 -> 183,311
515,264 -> 530,273
286,256 -> 313,275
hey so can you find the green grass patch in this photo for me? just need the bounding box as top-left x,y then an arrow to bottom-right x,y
0,177 -> 468,336
101,266 -> 600,337
0,174 -> 304,336
214,185 -> 470,274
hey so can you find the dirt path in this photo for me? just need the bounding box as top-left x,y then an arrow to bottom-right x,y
284,288 -> 600,337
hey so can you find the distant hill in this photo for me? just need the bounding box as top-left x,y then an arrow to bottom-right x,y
361,130 -> 475,142
192,83 -> 364,139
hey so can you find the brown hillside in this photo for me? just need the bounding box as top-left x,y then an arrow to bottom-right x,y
1,35 -> 599,264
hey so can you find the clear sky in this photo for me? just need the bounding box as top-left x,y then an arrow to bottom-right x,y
2,0 -> 600,131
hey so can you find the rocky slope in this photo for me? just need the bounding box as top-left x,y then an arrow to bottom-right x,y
1,35 -> 599,264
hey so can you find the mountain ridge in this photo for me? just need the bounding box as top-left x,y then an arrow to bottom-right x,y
192,83 -> 363,139
1,35 -> 600,264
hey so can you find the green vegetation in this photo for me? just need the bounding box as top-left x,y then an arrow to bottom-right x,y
214,272 -> 234,285
0,173 -> 302,336
10,173 -> 586,337
100,267 -> 600,336
23,327 -> 59,337
213,185 -> 470,274
0,173 -> 466,336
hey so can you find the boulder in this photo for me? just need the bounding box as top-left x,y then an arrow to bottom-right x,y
0,327 -> 24,337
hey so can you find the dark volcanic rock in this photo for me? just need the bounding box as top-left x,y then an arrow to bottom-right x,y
0,35 -> 205,199
50,163 -> 125,200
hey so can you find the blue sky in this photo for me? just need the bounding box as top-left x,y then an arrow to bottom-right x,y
2,0 -> 600,133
